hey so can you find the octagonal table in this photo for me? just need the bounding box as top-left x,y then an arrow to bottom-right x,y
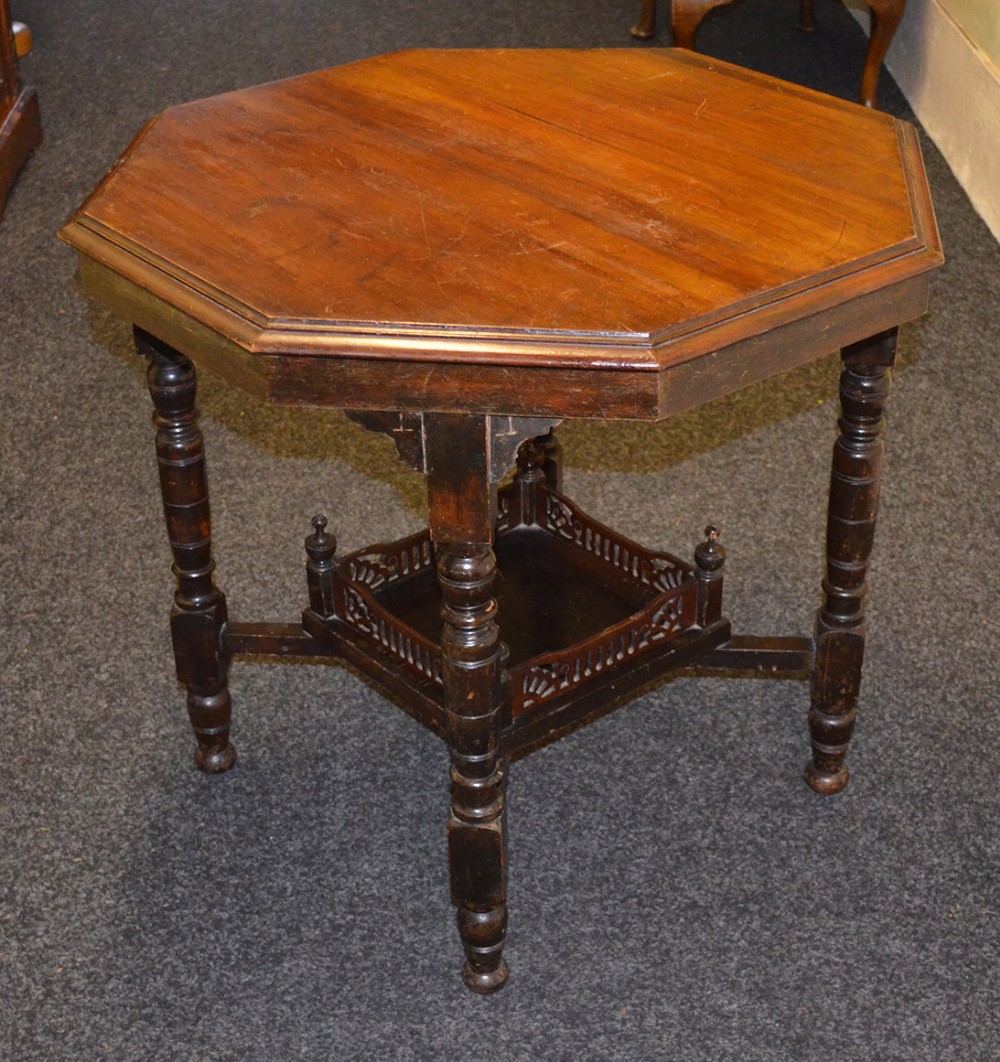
61,48 -> 942,993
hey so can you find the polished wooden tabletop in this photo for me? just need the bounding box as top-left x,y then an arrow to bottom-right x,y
61,48 -> 941,417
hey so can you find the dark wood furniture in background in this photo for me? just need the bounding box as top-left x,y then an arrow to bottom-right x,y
632,0 -> 906,107
61,48 -> 941,993
0,1 -> 41,221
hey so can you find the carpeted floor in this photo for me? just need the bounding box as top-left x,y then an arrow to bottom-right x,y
2,1 -> 998,1058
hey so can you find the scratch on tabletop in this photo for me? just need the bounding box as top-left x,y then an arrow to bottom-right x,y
829,218 -> 848,253
509,239 -> 568,256
419,200 -> 432,258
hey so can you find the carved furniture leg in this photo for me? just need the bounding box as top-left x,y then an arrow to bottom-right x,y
631,0 -> 657,38
807,328 -> 896,794
670,0 -> 735,48
632,0 -> 898,109
136,328 -> 236,774
425,413 -> 509,993
631,0 -> 731,47
536,428 -> 563,494
797,0 -> 817,33
860,0 -> 905,108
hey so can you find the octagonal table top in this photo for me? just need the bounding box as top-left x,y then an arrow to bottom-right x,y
62,48 -> 942,418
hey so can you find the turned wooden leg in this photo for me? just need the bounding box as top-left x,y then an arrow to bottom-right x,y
136,328 -> 236,774
797,0 -> 817,33
807,328 -> 896,794
630,0 -> 732,47
425,413 -> 509,994
515,431 -> 563,524
438,542 -> 508,992
860,0 -> 905,108
670,0 -> 734,48
537,428 -> 563,494
632,0 -> 657,38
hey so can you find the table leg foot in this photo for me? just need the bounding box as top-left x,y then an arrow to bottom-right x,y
459,908 -> 510,994
194,743 -> 237,774
805,760 -> 849,795
190,688 -> 237,773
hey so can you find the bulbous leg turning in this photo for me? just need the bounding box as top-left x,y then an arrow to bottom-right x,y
458,902 -> 510,993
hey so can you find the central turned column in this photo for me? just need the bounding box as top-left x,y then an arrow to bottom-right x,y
424,413 -> 509,993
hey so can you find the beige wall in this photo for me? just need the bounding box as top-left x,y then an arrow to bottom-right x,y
846,0 -> 1000,243
938,0 -> 1000,67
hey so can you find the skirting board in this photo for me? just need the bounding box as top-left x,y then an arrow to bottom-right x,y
846,0 -> 1000,243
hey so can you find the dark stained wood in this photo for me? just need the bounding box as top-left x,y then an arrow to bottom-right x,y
0,1 -> 41,222
678,635 -> 814,675
426,416 -> 509,994
438,539 -> 510,995
694,525 -> 725,627
535,429 -> 562,493
63,51 -> 943,995
220,622 -> 334,659
507,624 -> 730,755
136,328 -> 236,774
807,327 -> 896,793
305,514 -> 337,618
630,1 -> 905,108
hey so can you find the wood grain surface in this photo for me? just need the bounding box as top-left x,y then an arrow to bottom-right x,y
62,49 -> 941,375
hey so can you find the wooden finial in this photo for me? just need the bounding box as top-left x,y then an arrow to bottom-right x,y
695,525 -> 726,573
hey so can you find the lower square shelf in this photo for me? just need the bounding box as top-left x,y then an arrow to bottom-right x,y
305,482 -> 732,751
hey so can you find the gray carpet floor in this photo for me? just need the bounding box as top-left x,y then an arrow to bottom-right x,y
2,1 -> 999,1058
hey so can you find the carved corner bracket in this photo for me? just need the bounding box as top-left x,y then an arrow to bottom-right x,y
346,410 -> 561,483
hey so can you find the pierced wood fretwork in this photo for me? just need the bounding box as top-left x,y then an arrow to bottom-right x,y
542,492 -> 689,592
333,531 -> 441,687
346,533 -> 434,590
494,487 -> 518,535
338,583 -> 442,687
513,590 -> 691,714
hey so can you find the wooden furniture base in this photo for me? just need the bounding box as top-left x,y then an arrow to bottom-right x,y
134,324 -> 896,992
0,3 -> 42,220
631,0 -> 905,107
61,49 -> 941,993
